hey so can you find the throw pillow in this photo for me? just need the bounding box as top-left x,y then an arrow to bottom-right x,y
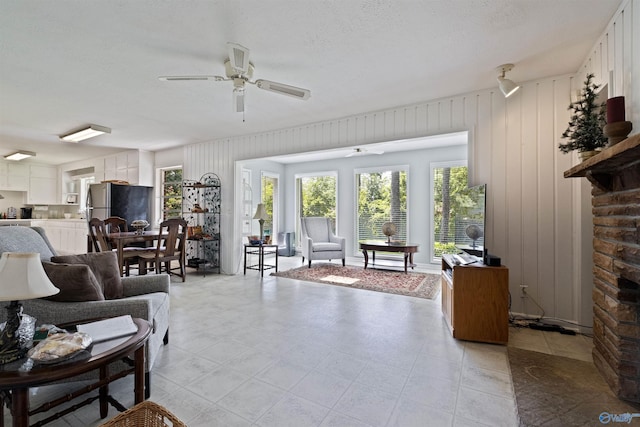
51,252 -> 123,299
42,262 -> 105,302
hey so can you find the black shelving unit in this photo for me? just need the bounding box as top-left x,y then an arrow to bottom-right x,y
182,173 -> 221,274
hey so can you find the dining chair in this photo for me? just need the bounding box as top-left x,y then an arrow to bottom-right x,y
104,216 -> 128,233
138,218 -> 188,282
89,217 -> 147,276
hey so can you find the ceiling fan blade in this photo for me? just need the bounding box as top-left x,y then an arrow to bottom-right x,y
227,42 -> 250,75
255,79 -> 311,100
233,88 -> 245,113
158,75 -> 225,81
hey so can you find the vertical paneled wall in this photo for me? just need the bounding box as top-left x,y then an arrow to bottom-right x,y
181,0 -> 636,325
184,76 -> 576,322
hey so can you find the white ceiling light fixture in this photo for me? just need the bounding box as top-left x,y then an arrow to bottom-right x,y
496,64 -> 520,98
60,124 -> 111,143
4,150 -> 35,161
345,148 -> 384,158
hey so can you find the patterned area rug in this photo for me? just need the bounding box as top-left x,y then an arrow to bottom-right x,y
271,263 -> 440,299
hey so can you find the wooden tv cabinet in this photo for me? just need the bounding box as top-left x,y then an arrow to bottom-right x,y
441,254 -> 509,344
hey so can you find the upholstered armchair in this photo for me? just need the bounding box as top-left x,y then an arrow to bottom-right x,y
300,217 -> 345,267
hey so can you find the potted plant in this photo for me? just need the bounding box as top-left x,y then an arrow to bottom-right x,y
558,73 -> 607,160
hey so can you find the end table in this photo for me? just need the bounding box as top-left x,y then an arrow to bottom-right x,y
243,243 -> 278,277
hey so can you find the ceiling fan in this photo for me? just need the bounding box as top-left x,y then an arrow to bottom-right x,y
159,42 -> 311,113
345,147 -> 384,157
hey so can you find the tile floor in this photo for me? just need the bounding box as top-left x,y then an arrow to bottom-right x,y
5,256 -> 594,427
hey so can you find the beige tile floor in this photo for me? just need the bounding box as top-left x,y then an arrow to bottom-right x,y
5,255 -> 593,427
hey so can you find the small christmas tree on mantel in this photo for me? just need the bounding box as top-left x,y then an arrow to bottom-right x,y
558,73 -> 607,159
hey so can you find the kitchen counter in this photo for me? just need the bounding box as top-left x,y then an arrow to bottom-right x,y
0,219 -> 33,226
0,218 -> 87,226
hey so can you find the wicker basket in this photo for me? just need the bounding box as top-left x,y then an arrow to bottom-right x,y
98,401 -> 186,427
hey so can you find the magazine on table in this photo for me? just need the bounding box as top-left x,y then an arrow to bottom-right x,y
76,315 -> 138,343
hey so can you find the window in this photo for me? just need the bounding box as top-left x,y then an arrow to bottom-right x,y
295,174 -> 337,244
261,173 -> 278,239
432,164 -> 469,259
355,169 -> 407,245
160,167 -> 182,221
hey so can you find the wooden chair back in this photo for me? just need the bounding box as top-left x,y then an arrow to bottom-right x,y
88,218 -> 111,252
156,218 -> 187,257
104,216 -> 127,233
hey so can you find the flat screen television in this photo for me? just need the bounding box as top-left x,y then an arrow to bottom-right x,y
453,183 -> 486,258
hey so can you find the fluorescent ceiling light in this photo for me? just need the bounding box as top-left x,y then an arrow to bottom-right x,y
60,124 -> 111,142
4,151 -> 35,161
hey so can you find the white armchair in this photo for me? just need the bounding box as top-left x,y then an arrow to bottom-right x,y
300,217 -> 345,268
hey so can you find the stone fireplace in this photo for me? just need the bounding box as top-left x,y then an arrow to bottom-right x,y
565,133 -> 640,402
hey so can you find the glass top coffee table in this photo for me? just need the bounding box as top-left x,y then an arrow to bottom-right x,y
0,317 -> 151,427
359,240 -> 419,273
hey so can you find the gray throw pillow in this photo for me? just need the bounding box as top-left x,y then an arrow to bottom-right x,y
42,262 -> 105,302
51,252 -> 123,299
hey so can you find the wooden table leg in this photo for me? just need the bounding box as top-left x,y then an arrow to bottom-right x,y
134,346 -> 145,403
11,388 -> 29,427
99,365 -> 108,418
117,242 -> 125,277
404,252 -> 409,273
362,249 -> 369,269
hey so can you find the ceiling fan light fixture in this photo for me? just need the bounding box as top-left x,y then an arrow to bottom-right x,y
496,64 -> 520,98
233,88 -> 245,113
4,150 -> 35,161
60,124 -> 111,142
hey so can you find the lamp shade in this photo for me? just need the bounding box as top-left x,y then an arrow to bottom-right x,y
498,76 -> 520,97
253,203 -> 268,220
0,253 -> 59,301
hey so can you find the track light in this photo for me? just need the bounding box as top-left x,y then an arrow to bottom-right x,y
497,64 -> 520,98
4,151 -> 35,161
60,124 -> 111,142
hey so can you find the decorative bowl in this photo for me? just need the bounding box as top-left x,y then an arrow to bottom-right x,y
131,220 -> 149,235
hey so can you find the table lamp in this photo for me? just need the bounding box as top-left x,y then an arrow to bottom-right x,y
253,203 -> 268,241
0,252 -> 60,364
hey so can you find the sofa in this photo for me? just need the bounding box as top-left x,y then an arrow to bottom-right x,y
0,226 -> 170,398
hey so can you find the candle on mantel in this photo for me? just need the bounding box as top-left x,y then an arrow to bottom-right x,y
607,96 -> 626,123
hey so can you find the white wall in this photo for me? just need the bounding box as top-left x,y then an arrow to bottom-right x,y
166,0 -> 638,325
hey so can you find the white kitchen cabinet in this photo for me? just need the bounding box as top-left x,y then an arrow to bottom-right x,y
28,165 -> 59,204
102,150 -> 153,186
0,161 -> 28,191
32,220 -> 88,254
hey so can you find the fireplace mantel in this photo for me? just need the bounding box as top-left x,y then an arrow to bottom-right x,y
563,131 -> 640,403
564,133 -> 640,191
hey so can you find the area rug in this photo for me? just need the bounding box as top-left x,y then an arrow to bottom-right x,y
271,263 -> 440,299
508,347 -> 640,426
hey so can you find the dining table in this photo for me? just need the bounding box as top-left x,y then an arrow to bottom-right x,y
106,231 -> 165,276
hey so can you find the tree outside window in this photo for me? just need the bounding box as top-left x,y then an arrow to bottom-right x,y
162,168 -> 182,220
356,170 -> 407,243
433,165 -> 476,257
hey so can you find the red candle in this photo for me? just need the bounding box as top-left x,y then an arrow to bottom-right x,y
607,96 -> 626,123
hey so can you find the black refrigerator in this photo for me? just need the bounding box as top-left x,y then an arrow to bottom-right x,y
87,183 -> 153,231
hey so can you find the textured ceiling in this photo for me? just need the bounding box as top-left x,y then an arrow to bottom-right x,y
0,0 -> 622,165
